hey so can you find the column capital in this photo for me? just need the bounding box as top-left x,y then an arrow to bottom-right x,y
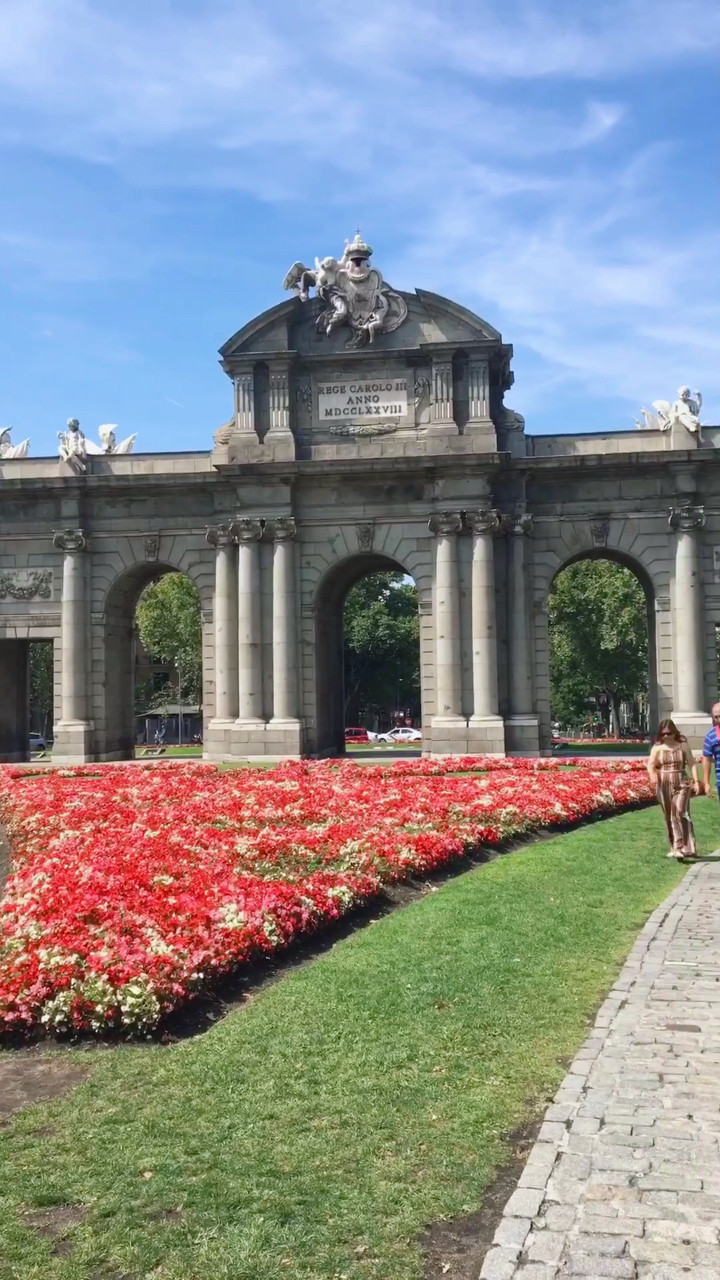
466,508 -> 500,536
235,517 -> 264,543
206,520 -> 238,548
669,503 -> 705,532
428,510 -> 463,537
53,528 -> 86,553
270,516 -> 297,541
501,512 -> 533,537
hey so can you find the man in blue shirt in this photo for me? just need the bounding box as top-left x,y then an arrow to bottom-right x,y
701,703 -> 720,795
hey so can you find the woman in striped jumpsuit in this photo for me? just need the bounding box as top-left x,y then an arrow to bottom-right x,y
647,719 -> 699,859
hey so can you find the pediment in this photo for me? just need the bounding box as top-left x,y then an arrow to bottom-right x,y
220,288 -> 505,368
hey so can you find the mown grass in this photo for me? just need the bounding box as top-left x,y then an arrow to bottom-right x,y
1,799 -> 716,1280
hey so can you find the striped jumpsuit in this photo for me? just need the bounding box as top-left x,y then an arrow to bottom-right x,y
656,744 -> 696,857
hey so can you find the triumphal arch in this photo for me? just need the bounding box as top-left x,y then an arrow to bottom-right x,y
0,233 -> 717,762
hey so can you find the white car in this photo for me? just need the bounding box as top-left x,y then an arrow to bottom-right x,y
375,727 -> 422,744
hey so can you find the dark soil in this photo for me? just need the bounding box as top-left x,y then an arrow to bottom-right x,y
422,1116 -> 544,1279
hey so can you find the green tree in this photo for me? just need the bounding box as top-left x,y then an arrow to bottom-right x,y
29,642 -> 54,736
343,572 -> 420,725
135,574 -> 202,706
548,559 -> 648,733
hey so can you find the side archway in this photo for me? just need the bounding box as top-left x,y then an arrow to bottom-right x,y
99,561 -> 205,760
546,548 -> 657,743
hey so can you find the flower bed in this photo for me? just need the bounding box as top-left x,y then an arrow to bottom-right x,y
0,758 -> 653,1035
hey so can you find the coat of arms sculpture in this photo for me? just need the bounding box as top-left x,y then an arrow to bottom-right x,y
283,232 -> 408,349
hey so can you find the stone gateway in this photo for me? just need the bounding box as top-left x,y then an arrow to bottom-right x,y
0,236 -> 717,762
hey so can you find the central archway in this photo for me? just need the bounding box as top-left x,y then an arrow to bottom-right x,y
314,552 -> 420,757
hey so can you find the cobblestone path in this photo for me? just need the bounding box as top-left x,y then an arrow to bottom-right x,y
482,862 -> 720,1280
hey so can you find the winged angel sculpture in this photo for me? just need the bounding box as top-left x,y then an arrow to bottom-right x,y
282,232 -> 407,349
634,387 -> 703,440
58,419 -> 137,472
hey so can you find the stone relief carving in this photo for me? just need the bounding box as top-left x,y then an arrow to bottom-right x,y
213,422 -> 234,446
295,382 -> 312,412
590,518 -> 610,548
53,528 -> 86,553
206,521 -> 238,548
282,232 -> 408,349
0,569 -> 53,600
58,419 -> 137,472
356,523 -> 374,552
328,421 -> 397,438
669,503 -> 705,532
0,428 -> 30,459
144,535 -> 160,562
272,517 -> 297,541
635,388 -> 703,439
501,512 -> 533,537
428,511 -> 463,537
235,518 -> 264,543
466,509 -> 501,536
413,376 -> 431,411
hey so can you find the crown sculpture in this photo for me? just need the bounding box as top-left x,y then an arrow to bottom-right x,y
634,387 -> 703,439
58,420 -> 137,473
282,232 -> 407,349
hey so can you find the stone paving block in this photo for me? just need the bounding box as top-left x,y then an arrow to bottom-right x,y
525,1230 -> 565,1263
563,1255 -> 636,1277
494,1217 -> 533,1248
480,1246 -> 520,1279
504,1189 -> 546,1219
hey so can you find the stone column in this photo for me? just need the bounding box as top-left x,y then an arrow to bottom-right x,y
670,503 -> 709,743
467,360 -> 490,423
428,357 -> 456,436
467,510 -> 505,753
206,523 -> 239,746
503,513 -> 539,754
268,518 -> 302,755
428,511 -> 466,750
235,518 -> 264,726
52,527 -> 92,761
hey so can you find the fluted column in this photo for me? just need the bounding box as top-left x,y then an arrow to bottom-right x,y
236,518 -> 264,724
265,360 -> 295,459
235,370 -> 255,435
467,360 -> 490,425
270,517 -> 299,722
670,504 -> 706,717
428,357 -> 456,436
53,528 -> 87,724
467,509 -> 501,718
206,522 -> 238,722
429,511 -> 464,722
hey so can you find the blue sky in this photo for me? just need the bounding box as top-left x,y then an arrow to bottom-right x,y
0,0 -> 718,455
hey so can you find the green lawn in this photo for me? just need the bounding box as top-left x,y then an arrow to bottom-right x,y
1,800 -> 716,1280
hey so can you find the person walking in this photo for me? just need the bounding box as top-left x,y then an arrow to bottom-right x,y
647,719 -> 699,859
701,702 -> 720,803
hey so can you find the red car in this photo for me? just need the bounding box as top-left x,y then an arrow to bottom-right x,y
344,727 -> 370,743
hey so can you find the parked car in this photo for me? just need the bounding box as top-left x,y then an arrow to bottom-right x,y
344,727 -> 370,743
375,727 -> 423,744
29,733 -> 47,751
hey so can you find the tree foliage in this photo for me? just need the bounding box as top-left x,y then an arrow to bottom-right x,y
548,559 -> 648,730
29,642 -> 54,734
343,572 -> 420,724
135,574 -> 203,705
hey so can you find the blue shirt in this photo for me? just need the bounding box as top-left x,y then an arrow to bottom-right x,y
702,727 -> 720,775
